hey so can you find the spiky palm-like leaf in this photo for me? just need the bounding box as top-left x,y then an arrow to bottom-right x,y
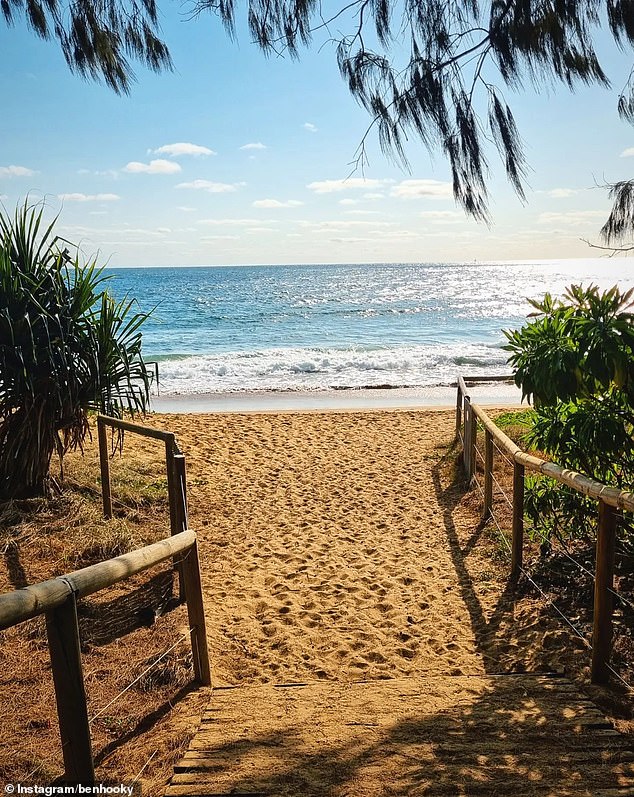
0,201 -> 150,499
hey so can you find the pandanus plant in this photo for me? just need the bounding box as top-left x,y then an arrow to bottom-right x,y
0,201 -> 150,499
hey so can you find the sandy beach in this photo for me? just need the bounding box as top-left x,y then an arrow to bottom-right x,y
150,383 -> 522,414
140,406 -> 576,687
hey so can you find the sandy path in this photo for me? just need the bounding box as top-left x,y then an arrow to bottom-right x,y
150,409 -> 486,684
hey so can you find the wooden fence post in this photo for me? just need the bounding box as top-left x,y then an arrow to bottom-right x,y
165,437 -> 179,537
511,461 -> 525,579
455,385 -> 462,441
592,500 -> 617,684
483,430 -> 493,521
174,454 -> 188,533
463,398 -> 471,478
469,410 -> 477,485
173,454 -> 188,602
97,418 -> 112,520
46,594 -> 94,784
181,540 -> 212,686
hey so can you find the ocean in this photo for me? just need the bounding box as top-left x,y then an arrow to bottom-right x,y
104,259 -> 634,398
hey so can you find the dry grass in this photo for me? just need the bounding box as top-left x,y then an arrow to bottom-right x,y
0,424 -> 208,794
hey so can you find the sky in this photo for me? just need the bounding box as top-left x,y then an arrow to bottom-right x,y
2,5 -> 634,267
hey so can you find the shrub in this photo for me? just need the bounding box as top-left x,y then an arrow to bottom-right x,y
0,201 -> 150,499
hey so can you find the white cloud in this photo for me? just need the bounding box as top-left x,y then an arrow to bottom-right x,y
124,159 -> 181,175
339,199 -> 358,206
176,180 -> 238,193
328,237 -> 369,243
198,218 -> 277,226
177,206 -> 197,212
240,142 -> 267,151
368,229 -> 419,238
299,220 -> 395,231
247,227 -> 276,234
58,192 -> 120,202
547,188 -> 580,199
620,147 -> 634,158
363,193 -> 384,200
537,210 -> 607,226
307,178 -> 388,194
304,123 -> 318,133
152,142 -> 216,157
0,165 -> 36,178
419,210 -> 463,223
345,210 -> 381,216
390,179 -> 453,199
78,168 -> 119,179
201,235 -> 240,241
253,199 -> 303,208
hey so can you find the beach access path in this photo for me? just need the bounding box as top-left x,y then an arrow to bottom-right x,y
148,408 -> 634,795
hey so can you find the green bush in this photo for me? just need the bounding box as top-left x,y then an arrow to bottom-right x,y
504,284 -> 634,543
0,201 -> 151,499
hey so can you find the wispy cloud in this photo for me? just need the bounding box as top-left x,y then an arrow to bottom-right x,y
198,218 -> 277,226
58,192 -> 120,202
240,142 -> 267,151
390,179 -> 452,199
78,168 -> 119,179
152,142 -> 216,157
253,199 -> 303,208
547,188 -> 580,198
124,159 -> 181,175
537,210 -> 606,226
307,178 -> 389,193
299,220 -> 395,231
177,206 -> 197,212
0,165 -> 36,178
176,180 -> 239,193
419,210 -> 463,223
339,199 -> 358,206
201,235 -> 240,241
620,147 -> 634,158
303,123 -> 318,133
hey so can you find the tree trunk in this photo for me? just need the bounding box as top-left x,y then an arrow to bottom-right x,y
0,404 -> 56,499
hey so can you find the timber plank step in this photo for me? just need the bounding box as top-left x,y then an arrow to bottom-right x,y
166,675 -> 634,796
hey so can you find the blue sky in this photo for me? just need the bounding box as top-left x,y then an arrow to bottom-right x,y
1,6 -> 634,266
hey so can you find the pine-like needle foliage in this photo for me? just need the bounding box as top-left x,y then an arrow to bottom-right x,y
1,0 -> 172,92
5,0 -> 634,227
0,201 -> 151,499
197,0 -> 634,222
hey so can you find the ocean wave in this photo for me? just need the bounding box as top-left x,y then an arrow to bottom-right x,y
154,343 -> 510,394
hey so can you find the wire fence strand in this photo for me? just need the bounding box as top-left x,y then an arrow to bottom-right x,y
490,473 -> 514,511
89,628 -> 193,725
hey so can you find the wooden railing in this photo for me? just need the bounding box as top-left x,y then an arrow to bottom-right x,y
0,416 -> 210,784
456,375 -> 634,685
97,415 -> 188,599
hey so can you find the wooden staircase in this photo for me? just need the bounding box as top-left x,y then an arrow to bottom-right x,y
166,674 -> 634,796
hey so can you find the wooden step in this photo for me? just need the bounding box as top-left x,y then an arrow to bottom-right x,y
166,674 -> 634,796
